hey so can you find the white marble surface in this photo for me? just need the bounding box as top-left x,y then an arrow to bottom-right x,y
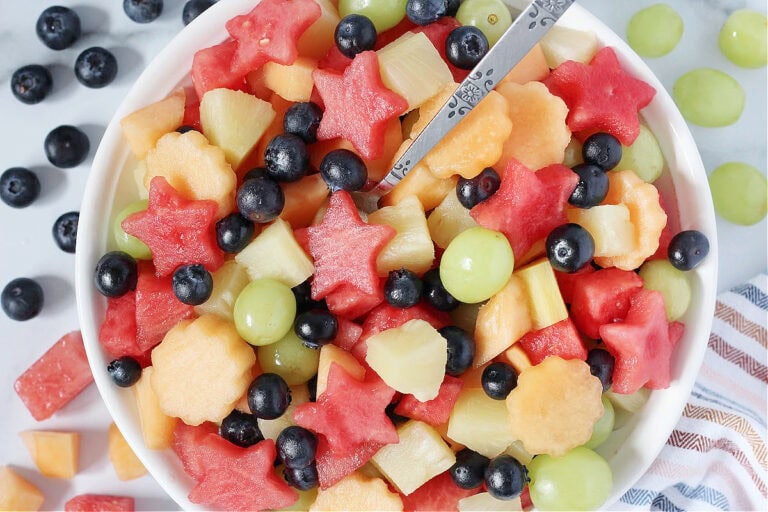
0,1 -> 764,510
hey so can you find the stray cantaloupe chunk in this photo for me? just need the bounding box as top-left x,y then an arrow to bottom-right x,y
0,466 -> 44,511
368,195 -> 434,276
297,0 -> 340,60
194,260 -> 251,322
19,431 -> 79,479
567,203 -> 635,258
258,384 -> 310,441
310,472 -> 403,511
108,423 -> 147,481
515,259 -> 568,331
121,88 -> 185,159
133,367 -> 177,450
262,57 -> 318,103
280,173 -> 330,229
428,190 -> 478,250
473,275 -> 532,367
500,43 -> 549,85
316,346 -> 365,398
447,387 -> 516,458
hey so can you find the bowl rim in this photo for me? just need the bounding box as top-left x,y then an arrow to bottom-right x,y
75,1 -> 718,510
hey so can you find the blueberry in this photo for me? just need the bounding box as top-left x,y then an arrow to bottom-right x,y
440,325 -> 475,377
445,0 -> 461,16
123,0 -> 163,23
52,211 -> 79,253
320,149 -> 368,192
481,362 -> 517,400
107,356 -> 142,387
422,268 -> 460,311
176,125 -> 198,134
264,134 -> 310,183
172,264 -> 213,305
237,175 -> 285,223
11,65 -> 53,105
582,132 -> 622,171
242,167 -> 268,182
294,310 -> 338,349
292,279 -> 326,314
183,0 -> 216,25
284,102 -> 323,144
44,125 -> 90,168
668,230 -> 710,271
546,223 -> 595,273
219,409 -> 264,447
94,251 -> 138,298
215,213 -> 254,253
456,167 -> 500,209
75,47 -> 118,88
334,14 -> 377,59
569,163 -> 608,208
484,455 -> 528,500
283,463 -> 319,491
586,348 -> 614,391
277,426 -> 318,469
248,373 -> 292,420
1,278 -> 44,321
446,26 -> 489,70
449,448 -> 490,489
384,268 -> 423,309
307,373 -> 318,402
1,167 -> 40,208
36,6 -> 81,50
406,0 -> 447,25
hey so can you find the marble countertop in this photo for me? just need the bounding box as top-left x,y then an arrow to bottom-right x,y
0,1 -> 765,510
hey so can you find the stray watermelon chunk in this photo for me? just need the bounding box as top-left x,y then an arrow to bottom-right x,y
135,266 -> 195,353
518,318 -> 587,365
394,375 -> 463,426
98,291 -> 151,366
172,421 -> 219,482
14,331 -> 93,421
191,39 -> 245,100
570,268 -> 644,339
401,471 -> 479,512
64,494 -> 134,512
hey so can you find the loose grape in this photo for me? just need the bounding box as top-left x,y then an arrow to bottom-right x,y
673,68 -> 745,127
339,0 -> 407,33
639,260 -> 692,321
234,279 -> 296,346
113,200 -> 152,260
626,3 -> 683,58
613,125 -> 664,183
709,162 -> 767,225
719,10 -> 767,69
440,227 -> 514,304
585,395 -> 615,449
455,0 -> 512,46
258,330 -> 321,386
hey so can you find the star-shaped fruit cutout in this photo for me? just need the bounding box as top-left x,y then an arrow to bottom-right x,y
122,176 -> 224,277
313,51 -> 408,160
225,0 -> 321,75
543,46 -> 656,145
303,191 -> 395,300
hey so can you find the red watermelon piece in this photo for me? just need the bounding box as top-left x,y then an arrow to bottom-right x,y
98,291 -> 151,366
570,268 -> 644,339
470,161 -> 578,260
14,331 -> 93,421
394,375 -> 463,426
543,46 -> 656,145
361,303 -> 452,340
318,45 -> 352,73
314,51 -> 408,160
122,176 -> 224,278
401,471 -> 479,512
331,318 -> 364,351
191,39 -> 245,100
518,318 -> 587,365
64,495 -> 134,512
325,283 -> 385,321
375,17 -> 418,49
599,290 -> 678,394
183,101 -> 202,132
135,266 -> 195,353
315,437 -> 384,490
554,264 -> 596,304
172,421 -> 219,482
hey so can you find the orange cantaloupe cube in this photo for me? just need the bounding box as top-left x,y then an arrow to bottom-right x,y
0,466 -> 44,511
297,0 -> 341,60
19,431 -> 80,479
121,88 -> 185,159
280,173 -> 330,229
473,275 -> 532,367
499,43 -> 549,85
261,57 -> 318,103
133,366 -> 177,450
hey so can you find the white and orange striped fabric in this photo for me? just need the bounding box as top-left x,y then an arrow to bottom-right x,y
615,274 -> 767,511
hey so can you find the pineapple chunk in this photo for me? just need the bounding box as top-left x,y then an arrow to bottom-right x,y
235,218 -> 315,288
317,346 -> 365,398
515,259 -> 568,331
0,466 -> 44,511
200,88 -> 276,170
260,58 -> 318,103
567,204 -> 635,258
365,319 -> 447,402
372,420 -> 456,495
473,275 -> 532,367
447,387 -> 516,458
258,384 -> 310,441
121,88 -> 185,159
133,366 -> 177,450
368,195 -> 434,276
458,492 -> 522,511
428,189 -> 478,249
278,482 -> 318,511
151,315 -> 256,425
19,430 -> 79,479
108,423 -> 147,481
377,32 -> 453,112
195,260 -> 251,322
310,472 -> 403,511
504,440 -> 534,466
540,25 -> 599,68
297,0 -> 341,60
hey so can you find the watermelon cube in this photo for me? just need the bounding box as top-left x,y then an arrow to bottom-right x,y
394,375 -> 463,426
517,318 -> 588,365
400,471 -> 479,512
191,39 -> 245,100
64,494 -> 134,512
331,318 -> 364,352
569,268 -> 644,339
98,291 -> 151,366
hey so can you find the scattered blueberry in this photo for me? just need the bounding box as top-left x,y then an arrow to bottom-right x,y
264,134 -> 310,183
292,279 -> 326,314
569,163 -> 608,208
176,125 -> 198,134
450,448 -> 490,489
481,362 -> 517,400
94,251 -> 138,298
484,455 -> 528,500
334,14 -> 377,59
236,174 -> 285,223
668,230 -> 710,271
183,0 -> 216,25
277,426 -> 318,469
384,268 -> 423,309
294,310 -> 338,349
75,47 -> 118,88
283,463 -> 319,491
215,212 -> 255,253
219,409 -> 264,447
320,149 -> 368,192
546,223 -> 595,273
586,348 -> 614,391
52,211 -> 79,253
36,6 -> 81,50
456,167 -> 500,209
248,373 -> 292,420
1,278 -> 44,321
446,26 -> 489,70
283,102 -> 323,144
11,65 -> 53,105
107,356 -> 142,387
1,167 -> 40,208
172,264 -> 213,305
123,0 -> 163,23
406,0 -> 447,25
422,268 -> 460,311
582,132 -> 622,171
44,125 -> 90,169
440,325 -> 476,377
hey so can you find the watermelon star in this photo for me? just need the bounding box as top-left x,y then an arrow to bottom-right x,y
543,46 -> 656,145
313,51 -> 408,160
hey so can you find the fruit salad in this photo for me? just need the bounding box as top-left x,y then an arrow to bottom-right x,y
87,0 -> 711,510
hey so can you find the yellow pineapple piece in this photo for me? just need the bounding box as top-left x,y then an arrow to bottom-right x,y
515,259 -> 568,331
447,387 -> 516,458
504,440 -> 534,466
428,190 -> 478,249
499,43 -> 549,85
368,195 -> 434,276
317,347 -> 365,398
121,88 -> 185,159
450,302 -> 482,335
0,466 -> 44,511
434,420 -> 465,452
151,315 -> 256,425
506,357 -> 603,456
195,260 -> 251,322
144,130 -> 236,219
244,93 -> 295,172
258,384 -> 310,441
380,151 -> 458,211
500,344 -> 533,375
496,81 -> 571,171
108,423 -> 147,481
297,0 -> 341,59
261,57 -> 318,102
133,366 -> 177,450
19,431 -> 79,479
372,420 -> 456,495
567,204 -> 635,258
310,472 -> 403,511
540,25 -> 599,68
458,492 -> 522,511
473,275 -> 532,367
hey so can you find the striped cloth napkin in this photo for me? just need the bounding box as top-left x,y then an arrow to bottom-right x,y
615,274 -> 767,511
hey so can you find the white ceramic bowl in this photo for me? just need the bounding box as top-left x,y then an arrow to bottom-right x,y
75,1 -> 718,509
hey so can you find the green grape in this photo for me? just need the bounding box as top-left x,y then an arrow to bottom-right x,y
719,10 -> 767,69
455,0 -> 512,46
528,446 -> 613,511
338,0 -> 407,33
709,162 -> 768,225
440,227 -> 514,304
639,259 -> 692,321
113,200 -> 152,260
613,124 -> 664,183
234,279 -> 296,346
258,330 -> 320,386
626,3 -> 683,58
585,395 -> 615,449
673,68 -> 745,127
